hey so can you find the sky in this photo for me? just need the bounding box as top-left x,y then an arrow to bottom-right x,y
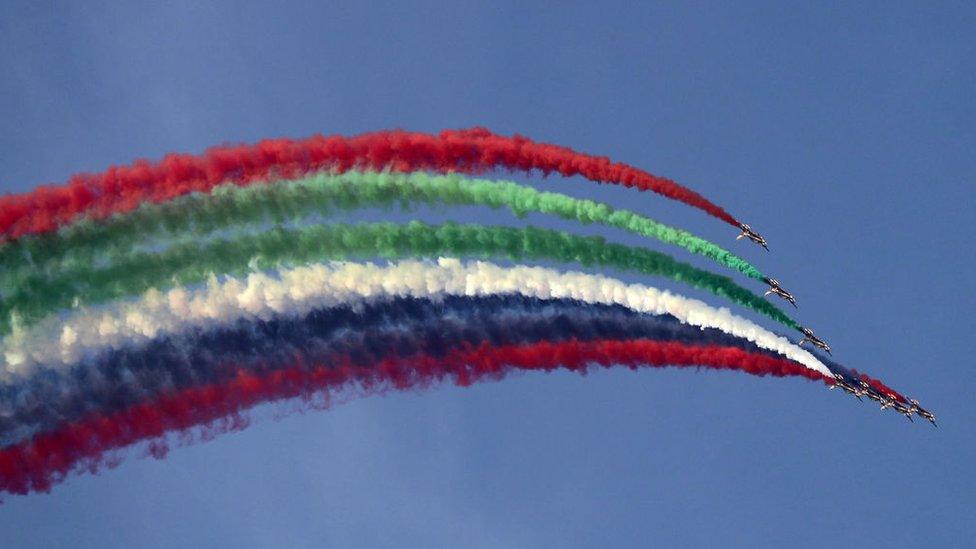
0,1 -> 974,547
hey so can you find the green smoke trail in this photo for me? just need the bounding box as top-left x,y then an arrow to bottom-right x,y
1,222 -> 798,336
0,172 -> 766,293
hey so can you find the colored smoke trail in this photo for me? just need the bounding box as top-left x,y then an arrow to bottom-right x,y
0,171 -> 764,281
1,259 -> 830,379
0,121 -> 930,504
0,295 -> 780,445
0,222 -> 799,336
0,127 -> 743,241
0,338 -> 822,496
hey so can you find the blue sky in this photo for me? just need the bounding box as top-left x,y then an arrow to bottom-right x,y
1,2 -> 973,547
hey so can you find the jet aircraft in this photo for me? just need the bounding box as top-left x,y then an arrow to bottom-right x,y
909,399 -> 937,426
736,223 -> 768,251
798,327 -> 831,355
763,278 -> 797,307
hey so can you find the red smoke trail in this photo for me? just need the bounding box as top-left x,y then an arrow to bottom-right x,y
0,127 -> 741,241
0,339 -> 822,496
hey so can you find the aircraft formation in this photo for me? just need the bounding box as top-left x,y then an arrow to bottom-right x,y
0,128 -> 936,496
739,213 -> 934,425
830,373 -> 936,426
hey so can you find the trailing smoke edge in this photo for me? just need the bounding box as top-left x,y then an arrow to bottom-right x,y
0,127 -> 756,242
0,338 -> 815,496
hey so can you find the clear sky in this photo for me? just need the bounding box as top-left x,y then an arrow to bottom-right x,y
1,2 -> 973,547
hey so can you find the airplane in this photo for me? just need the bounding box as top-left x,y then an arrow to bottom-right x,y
736,223 -> 769,251
831,375 -> 862,400
763,278 -> 797,308
891,399 -> 915,421
833,375 -> 855,392
863,386 -> 900,411
860,384 -> 885,404
850,379 -> 898,407
798,327 -> 831,355
900,407 -> 916,422
908,398 -> 937,427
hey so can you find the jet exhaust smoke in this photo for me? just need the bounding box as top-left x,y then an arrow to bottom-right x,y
0,222 -> 797,336
1,259 -> 831,380
0,127 -> 743,242
0,171 -> 763,281
0,338 -> 819,496
0,127 -> 928,501
0,295 -> 793,446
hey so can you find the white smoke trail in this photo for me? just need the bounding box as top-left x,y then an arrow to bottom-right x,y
0,259 -> 830,380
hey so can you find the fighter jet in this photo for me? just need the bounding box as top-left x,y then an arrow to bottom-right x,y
831,375 -> 862,400
798,327 -> 831,355
864,385 -> 898,411
736,223 -> 769,251
859,381 -> 885,404
900,407 -> 916,422
763,278 -> 797,308
827,375 -> 842,390
908,398 -> 937,426
857,380 -> 875,394
833,375 -> 854,392
838,378 -> 871,400
891,399 -> 914,421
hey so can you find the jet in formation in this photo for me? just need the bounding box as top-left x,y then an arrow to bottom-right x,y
829,375 -> 862,400
737,223 -> 769,251
909,399 -> 937,426
829,374 -> 936,426
798,327 -> 831,355
763,278 -> 797,308
735,218 -> 934,426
